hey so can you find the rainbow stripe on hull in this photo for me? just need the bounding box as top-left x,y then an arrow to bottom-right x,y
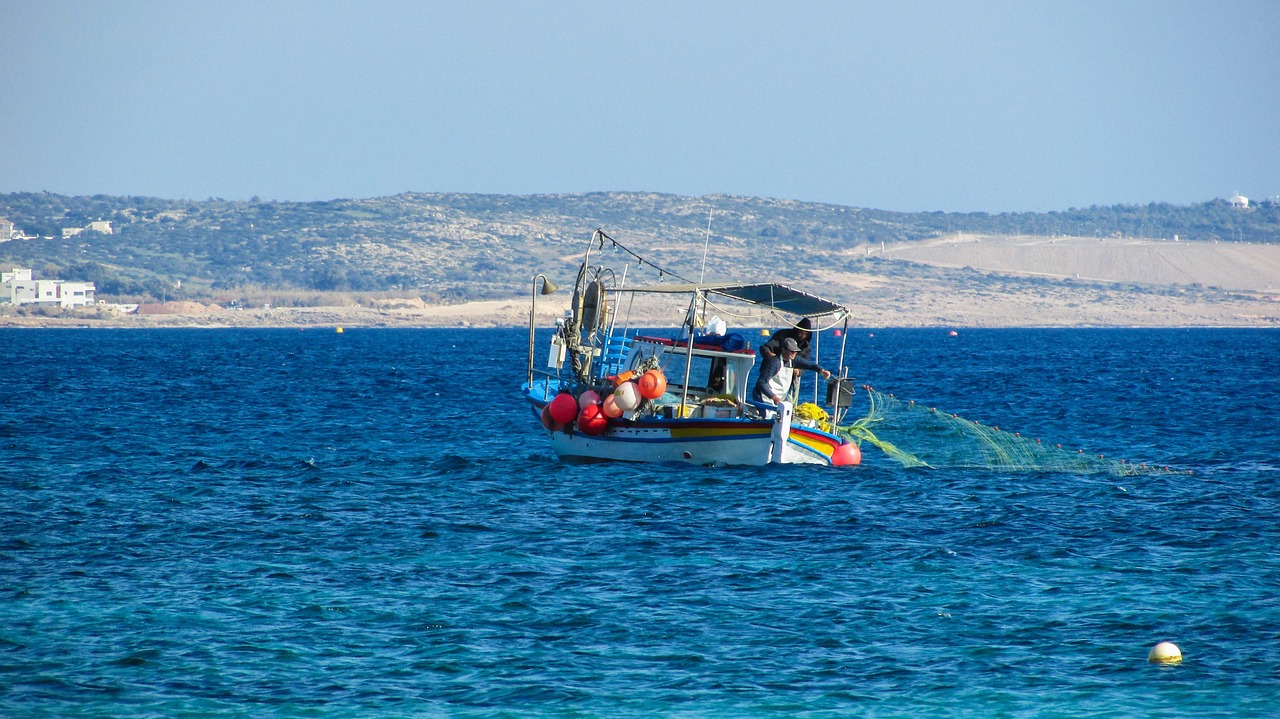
784,425 -> 846,463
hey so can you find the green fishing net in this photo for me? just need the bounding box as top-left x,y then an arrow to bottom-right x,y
835,387 -> 1179,476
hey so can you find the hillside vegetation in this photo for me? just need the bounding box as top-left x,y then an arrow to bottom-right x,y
1,191 -> 1277,305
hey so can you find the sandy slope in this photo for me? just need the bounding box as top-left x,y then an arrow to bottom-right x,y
883,234 -> 1280,292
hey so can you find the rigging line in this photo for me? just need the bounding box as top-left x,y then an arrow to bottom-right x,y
598,229 -> 696,284
806,314 -> 852,333
767,311 -> 850,333
697,294 -> 776,324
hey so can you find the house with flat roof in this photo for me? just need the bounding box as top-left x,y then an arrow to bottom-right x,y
61,220 -> 114,239
1,267 -> 96,308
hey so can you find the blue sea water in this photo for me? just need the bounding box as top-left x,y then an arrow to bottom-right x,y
1,327 -> 1278,718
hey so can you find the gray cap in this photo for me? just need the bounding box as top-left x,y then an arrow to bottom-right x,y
783,337 -> 801,352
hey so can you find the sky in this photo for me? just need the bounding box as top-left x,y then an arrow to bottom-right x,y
2,1 -> 1277,212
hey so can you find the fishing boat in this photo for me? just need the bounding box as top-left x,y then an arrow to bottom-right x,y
522,230 -> 862,466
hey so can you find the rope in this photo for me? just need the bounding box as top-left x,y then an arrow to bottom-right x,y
598,229 -> 696,285
697,294 -> 776,324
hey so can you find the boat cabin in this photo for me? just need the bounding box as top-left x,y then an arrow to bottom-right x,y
624,335 -> 758,419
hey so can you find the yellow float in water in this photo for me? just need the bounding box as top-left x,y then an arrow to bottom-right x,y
1148,642 -> 1182,664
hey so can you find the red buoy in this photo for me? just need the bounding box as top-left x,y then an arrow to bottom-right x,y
578,403 -> 608,435
638,369 -> 667,400
548,392 -> 578,424
830,442 -> 862,466
540,405 -> 557,430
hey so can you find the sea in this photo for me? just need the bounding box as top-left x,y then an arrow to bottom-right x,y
2,327 -> 1277,718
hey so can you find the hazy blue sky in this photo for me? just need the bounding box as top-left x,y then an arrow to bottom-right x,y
2,1 -> 1276,212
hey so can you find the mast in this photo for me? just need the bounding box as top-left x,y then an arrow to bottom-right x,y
698,208 -> 713,283
678,290 -> 699,415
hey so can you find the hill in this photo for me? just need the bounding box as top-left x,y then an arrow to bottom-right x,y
0,191 -> 1278,328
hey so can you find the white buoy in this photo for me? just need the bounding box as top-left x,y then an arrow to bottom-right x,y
613,381 -> 641,411
1148,642 -> 1182,664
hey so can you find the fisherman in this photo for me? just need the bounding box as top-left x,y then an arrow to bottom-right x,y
760,317 -> 814,360
760,317 -> 818,394
753,337 -> 831,407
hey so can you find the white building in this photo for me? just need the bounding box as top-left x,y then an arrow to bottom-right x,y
0,218 -> 38,241
61,220 -> 114,239
1229,192 -> 1249,209
1,268 -> 97,308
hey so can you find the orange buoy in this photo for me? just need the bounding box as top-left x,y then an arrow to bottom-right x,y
601,393 -> 624,418
578,389 -> 601,407
578,403 -> 608,435
548,392 -> 578,424
830,442 -> 861,466
613,381 -> 641,411
638,369 -> 667,399
613,370 -> 636,386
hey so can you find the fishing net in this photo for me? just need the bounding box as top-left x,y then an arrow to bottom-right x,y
831,388 -> 1179,476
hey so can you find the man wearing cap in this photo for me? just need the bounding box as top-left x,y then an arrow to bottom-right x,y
752,336 -> 831,407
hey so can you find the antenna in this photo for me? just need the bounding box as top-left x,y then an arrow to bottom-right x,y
699,207 -> 714,283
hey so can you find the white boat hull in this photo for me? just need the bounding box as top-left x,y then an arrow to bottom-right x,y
540,409 -> 842,466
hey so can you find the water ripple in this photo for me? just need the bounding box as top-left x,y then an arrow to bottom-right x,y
0,328 -> 1277,717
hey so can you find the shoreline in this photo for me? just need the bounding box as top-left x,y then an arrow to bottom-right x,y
2,295 -> 1277,330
